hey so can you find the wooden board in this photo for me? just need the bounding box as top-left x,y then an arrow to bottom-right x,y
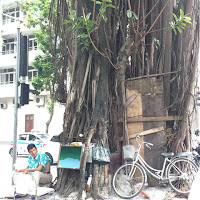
126,116 -> 182,122
129,126 -> 164,139
119,126 -> 164,141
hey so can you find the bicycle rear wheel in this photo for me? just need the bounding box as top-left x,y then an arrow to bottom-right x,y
112,163 -> 145,199
167,157 -> 198,194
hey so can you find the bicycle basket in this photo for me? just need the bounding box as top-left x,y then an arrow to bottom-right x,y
123,144 -> 137,161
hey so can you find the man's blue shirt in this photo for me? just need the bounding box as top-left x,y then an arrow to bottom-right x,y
28,151 -> 51,172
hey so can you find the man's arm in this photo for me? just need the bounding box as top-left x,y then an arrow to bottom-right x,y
15,167 -> 29,173
23,164 -> 43,174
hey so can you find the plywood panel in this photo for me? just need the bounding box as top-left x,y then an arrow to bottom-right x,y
125,77 -> 166,170
126,88 -> 144,156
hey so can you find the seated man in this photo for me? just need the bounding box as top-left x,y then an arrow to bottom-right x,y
15,143 -> 52,186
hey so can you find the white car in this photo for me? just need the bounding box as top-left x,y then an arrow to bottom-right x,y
9,133 -> 48,156
38,134 -> 61,164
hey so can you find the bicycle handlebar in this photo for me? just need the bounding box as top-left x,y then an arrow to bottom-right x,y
136,134 -> 154,148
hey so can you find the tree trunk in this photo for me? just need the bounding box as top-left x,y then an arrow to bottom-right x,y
171,0 -> 199,153
49,0 -> 200,197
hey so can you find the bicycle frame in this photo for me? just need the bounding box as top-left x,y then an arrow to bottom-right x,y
132,140 -> 172,182
137,153 -> 170,181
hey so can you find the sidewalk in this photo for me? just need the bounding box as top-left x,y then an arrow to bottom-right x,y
0,184 -> 187,200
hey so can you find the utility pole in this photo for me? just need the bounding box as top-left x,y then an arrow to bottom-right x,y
1,10 -> 21,170
1,4 -> 29,172
13,26 -> 20,171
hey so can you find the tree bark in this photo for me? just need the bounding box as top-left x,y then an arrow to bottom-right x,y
49,0 -> 200,196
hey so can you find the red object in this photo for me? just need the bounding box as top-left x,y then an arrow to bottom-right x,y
110,153 -> 122,174
40,144 -> 46,148
136,187 -> 150,199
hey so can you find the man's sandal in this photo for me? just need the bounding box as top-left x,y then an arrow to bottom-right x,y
14,194 -> 25,198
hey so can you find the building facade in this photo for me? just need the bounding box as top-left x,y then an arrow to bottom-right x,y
0,0 -> 65,141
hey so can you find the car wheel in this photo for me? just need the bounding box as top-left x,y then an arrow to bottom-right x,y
9,148 -> 13,157
9,148 -> 18,157
45,152 -> 53,164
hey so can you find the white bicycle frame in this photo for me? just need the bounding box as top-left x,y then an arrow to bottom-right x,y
131,140 -> 173,182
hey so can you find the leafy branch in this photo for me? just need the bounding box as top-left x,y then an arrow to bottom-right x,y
170,9 -> 192,35
63,0 -> 115,50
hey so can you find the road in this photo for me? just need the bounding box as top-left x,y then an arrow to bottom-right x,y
0,144 -> 57,188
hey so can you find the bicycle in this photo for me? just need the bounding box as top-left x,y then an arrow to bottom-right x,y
175,150 -> 200,168
112,134 -> 198,199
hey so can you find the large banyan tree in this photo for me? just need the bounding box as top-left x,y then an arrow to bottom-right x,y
48,0 -> 199,198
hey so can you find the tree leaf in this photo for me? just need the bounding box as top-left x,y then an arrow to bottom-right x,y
184,16 -> 192,20
71,10 -> 76,18
180,22 -> 186,27
67,26 -> 74,31
127,10 -> 132,18
177,26 -> 182,33
132,11 -> 138,20
99,7 -> 106,14
102,15 -> 108,22
104,4 -> 116,9
80,33 -> 89,38
92,0 -> 102,5
86,12 -> 91,21
86,20 -> 94,30
63,19 -> 73,24
173,13 -> 178,22
102,0 -> 112,2
183,18 -> 192,24
180,9 -> 184,18
89,27 -> 98,33
178,24 -> 185,29
172,28 -> 177,35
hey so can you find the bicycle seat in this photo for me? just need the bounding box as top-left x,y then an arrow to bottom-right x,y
176,152 -> 192,157
161,152 -> 174,158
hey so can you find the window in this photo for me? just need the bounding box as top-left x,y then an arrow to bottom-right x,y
2,7 -> 20,25
28,66 -> 38,81
0,68 -> 15,84
29,134 -> 37,141
18,134 -> 27,141
2,36 -> 38,55
0,67 -> 37,84
28,35 -> 38,51
2,38 -> 16,55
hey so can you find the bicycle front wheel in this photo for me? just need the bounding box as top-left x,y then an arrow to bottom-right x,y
167,157 -> 198,194
112,163 -> 145,199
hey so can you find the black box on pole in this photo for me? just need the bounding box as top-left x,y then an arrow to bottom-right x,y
20,83 -> 29,105
19,36 -> 28,77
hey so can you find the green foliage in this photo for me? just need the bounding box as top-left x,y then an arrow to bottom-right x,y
31,54 -> 54,95
46,99 -> 55,114
126,10 -> 138,20
23,0 -> 56,96
170,9 -> 192,35
63,0 -> 115,50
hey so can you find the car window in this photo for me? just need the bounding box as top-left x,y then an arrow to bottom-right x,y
50,135 -> 60,142
38,134 -> 48,140
36,136 -> 41,140
18,134 -> 27,140
29,134 -> 37,141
